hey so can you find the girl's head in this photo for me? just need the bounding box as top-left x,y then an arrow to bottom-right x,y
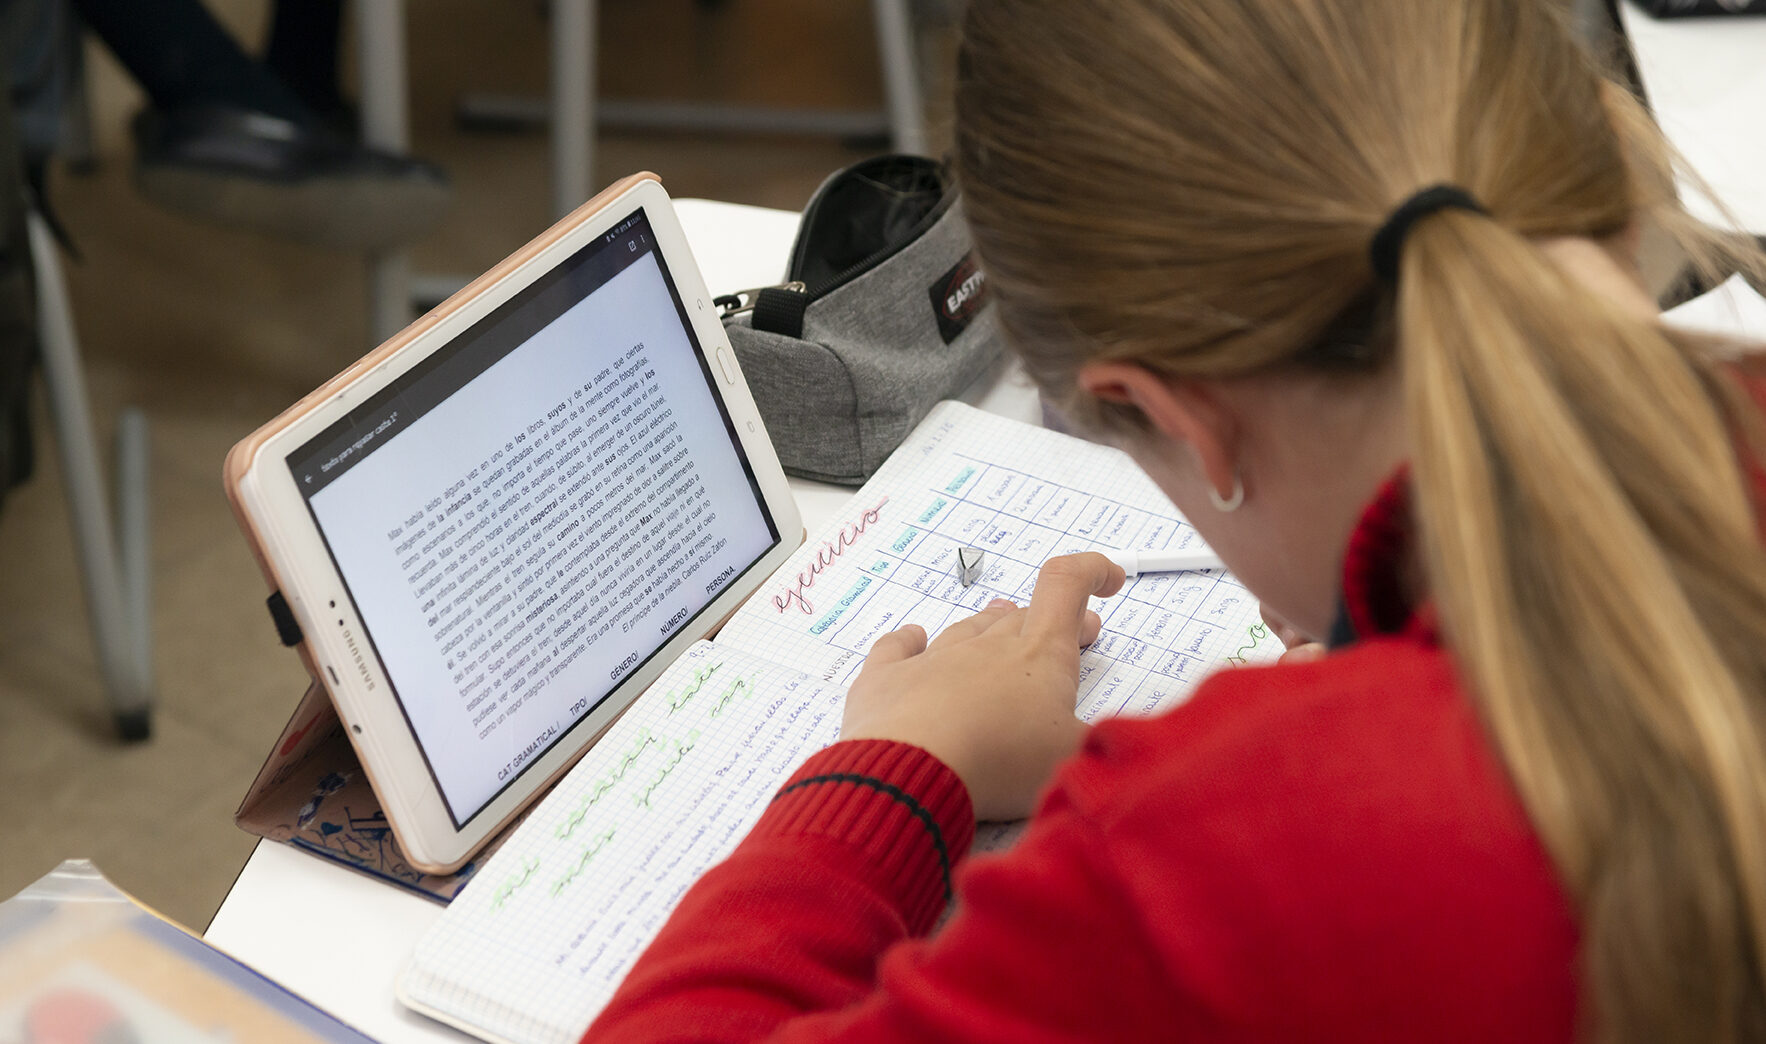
955,0 -> 1766,1040
954,0 -> 1655,635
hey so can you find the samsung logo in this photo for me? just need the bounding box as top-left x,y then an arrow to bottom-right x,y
340,627 -> 376,691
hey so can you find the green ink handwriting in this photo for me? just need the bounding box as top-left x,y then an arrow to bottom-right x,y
1227,622 -> 1270,666
709,676 -> 753,719
549,826 -> 618,897
491,856 -> 540,909
557,729 -> 657,839
668,663 -> 722,714
637,731 -> 700,809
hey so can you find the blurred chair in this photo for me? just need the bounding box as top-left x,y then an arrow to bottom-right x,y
455,0 -> 930,194
354,0 -> 931,343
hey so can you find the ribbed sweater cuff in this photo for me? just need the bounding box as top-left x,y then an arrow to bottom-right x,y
751,739 -> 975,935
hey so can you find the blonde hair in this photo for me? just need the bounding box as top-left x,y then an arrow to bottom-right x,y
954,1 -> 1766,1039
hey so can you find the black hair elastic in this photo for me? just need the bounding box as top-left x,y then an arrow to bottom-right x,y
1368,184 -> 1488,283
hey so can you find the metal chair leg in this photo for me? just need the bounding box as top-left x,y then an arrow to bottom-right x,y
356,0 -> 416,344
551,0 -> 595,221
871,0 -> 928,156
28,213 -> 153,741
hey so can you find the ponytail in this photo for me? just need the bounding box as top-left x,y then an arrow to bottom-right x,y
1398,211 -> 1766,1040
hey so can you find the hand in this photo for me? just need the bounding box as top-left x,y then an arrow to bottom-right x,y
839,553 -> 1124,820
1260,605 -> 1326,664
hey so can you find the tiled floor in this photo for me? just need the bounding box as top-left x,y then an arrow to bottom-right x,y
0,0 -> 946,931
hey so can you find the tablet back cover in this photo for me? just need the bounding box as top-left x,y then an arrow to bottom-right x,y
234,682 -> 519,902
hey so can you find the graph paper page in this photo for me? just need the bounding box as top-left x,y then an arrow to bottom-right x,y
401,641 -> 845,1044
720,400 -> 1281,722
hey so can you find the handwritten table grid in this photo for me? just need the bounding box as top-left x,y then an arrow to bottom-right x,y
795,447 -> 1260,722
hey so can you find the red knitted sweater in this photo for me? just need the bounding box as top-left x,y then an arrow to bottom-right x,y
584,476 -> 1582,1042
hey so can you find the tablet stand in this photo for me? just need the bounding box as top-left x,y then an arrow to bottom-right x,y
236,680 -> 517,903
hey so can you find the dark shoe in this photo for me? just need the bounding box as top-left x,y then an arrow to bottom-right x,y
131,104 -> 450,251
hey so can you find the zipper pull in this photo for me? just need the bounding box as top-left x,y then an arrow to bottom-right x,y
713,281 -> 805,319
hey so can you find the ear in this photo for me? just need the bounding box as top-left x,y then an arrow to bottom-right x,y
1076,361 -> 1241,504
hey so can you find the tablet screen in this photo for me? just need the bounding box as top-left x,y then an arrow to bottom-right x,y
284,208 -> 781,827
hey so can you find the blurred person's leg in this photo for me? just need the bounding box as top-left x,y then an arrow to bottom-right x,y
264,0 -> 347,127
68,0 -> 311,123
69,0 -> 447,251
0,2 -> 38,513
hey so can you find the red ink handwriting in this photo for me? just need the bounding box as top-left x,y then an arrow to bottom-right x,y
773,498 -> 889,615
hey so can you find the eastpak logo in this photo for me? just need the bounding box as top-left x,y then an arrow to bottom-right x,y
928,252 -> 989,344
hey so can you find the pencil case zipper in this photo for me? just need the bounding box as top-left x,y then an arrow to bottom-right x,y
718,156 -> 954,338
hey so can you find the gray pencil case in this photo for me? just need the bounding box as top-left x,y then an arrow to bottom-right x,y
719,155 -> 1001,485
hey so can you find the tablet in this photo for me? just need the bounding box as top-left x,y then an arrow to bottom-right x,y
225,174 -> 803,874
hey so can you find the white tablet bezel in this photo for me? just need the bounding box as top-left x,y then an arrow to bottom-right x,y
225,175 -> 803,874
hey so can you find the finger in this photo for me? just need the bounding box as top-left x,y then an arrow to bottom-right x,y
1078,609 -> 1102,647
867,625 -> 927,666
927,603 -> 1018,651
1277,641 -> 1327,665
1260,605 -> 1315,649
1023,553 -> 1124,642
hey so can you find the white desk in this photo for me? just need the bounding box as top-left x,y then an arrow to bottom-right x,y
1617,0 -> 1766,233
205,199 -> 1040,1043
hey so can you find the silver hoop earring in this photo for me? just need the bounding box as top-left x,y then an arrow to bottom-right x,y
1209,474 -> 1244,513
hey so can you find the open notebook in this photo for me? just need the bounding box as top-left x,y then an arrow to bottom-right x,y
398,400 -> 1279,1044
